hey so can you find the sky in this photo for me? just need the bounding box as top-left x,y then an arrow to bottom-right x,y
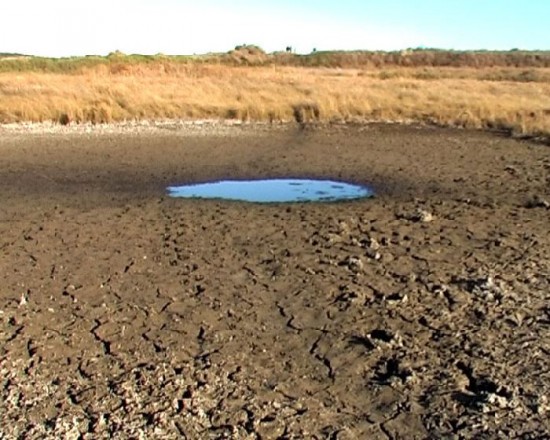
1,0 -> 548,57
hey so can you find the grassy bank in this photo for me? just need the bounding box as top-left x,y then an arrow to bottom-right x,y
1,50 -> 549,141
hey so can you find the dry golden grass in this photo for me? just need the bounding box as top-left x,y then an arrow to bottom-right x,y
1,63 -> 549,140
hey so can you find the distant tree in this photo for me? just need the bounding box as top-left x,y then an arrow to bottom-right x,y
107,50 -> 126,58
286,46 -> 292,53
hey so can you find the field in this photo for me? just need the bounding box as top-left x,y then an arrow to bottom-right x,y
1,123 -> 549,438
1,49 -> 549,438
1,48 -> 550,142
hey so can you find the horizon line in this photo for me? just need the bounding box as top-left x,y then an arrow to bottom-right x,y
2,47 -> 549,59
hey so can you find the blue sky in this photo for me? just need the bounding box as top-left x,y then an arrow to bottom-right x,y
1,0 -> 548,57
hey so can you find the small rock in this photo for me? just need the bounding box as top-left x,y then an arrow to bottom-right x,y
416,209 -> 434,222
525,195 -> 550,209
338,221 -> 351,234
482,392 -> 518,412
504,165 -> 519,175
535,395 -> 549,415
508,311 -> 524,327
346,256 -> 364,272
384,291 -> 408,304
326,233 -> 344,245
366,248 -> 381,260
368,237 -> 380,250
397,208 -> 435,222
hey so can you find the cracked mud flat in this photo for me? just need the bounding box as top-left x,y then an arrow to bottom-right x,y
0,123 -> 549,439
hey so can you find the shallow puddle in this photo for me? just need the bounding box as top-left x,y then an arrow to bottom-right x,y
167,179 -> 373,203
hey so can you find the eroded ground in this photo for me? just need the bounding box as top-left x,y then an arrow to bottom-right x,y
0,123 -> 549,439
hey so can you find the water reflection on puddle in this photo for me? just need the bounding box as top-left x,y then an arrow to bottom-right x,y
167,179 -> 373,203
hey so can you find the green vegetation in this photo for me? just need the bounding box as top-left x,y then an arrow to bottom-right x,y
0,53 -> 198,73
1,47 -> 549,73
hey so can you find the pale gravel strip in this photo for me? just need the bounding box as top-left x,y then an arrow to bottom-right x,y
0,119 -> 284,137
0,117 -> 425,137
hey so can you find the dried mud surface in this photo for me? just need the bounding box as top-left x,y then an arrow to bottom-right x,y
0,124 -> 549,439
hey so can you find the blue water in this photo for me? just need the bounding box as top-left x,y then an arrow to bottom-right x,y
167,179 -> 373,203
